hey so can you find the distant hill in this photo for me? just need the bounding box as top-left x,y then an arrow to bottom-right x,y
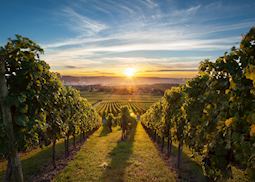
61,76 -> 190,86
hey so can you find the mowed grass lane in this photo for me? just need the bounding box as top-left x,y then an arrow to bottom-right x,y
54,122 -> 176,182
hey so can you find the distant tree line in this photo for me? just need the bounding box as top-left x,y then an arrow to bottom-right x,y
73,83 -> 179,95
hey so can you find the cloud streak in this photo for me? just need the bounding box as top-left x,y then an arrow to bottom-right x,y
40,0 -> 255,77
62,7 -> 108,34
145,69 -> 198,72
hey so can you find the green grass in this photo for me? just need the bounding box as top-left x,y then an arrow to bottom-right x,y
169,143 -> 249,182
167,143 -> 207,182
0,140 -> 65,181
54,122 -> 177,182
0,122 -> 248,181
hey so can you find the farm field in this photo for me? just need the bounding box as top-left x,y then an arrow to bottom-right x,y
54,122 -> 248,182
80,91 -> 161,116
0,123 -> 248,182
94,101 -> 152,115
1,1 -> 255,181
80,91 -> 161,104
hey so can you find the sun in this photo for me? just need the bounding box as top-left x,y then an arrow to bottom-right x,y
124,68 -> 136,77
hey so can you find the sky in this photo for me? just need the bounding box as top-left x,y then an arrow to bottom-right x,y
0,0 -> 255,78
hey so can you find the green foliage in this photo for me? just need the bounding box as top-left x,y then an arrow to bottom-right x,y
0,35 -> 50,153
141,27 -> 255,181
119,106 -> 136,130
0,35 -> 101,159
106,113 -> 114,131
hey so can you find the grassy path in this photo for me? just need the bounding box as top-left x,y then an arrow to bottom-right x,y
54,122 -> 176,182
0,141 -> 65,181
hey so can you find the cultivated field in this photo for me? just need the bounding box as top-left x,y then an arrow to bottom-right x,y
94,101 -> 150,115
80,91 -> 161,104
80,91 -> 161,115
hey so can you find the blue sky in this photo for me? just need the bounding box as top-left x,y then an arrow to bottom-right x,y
1,0 -> 255,77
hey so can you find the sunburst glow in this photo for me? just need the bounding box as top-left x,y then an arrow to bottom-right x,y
124,68 -> 136,77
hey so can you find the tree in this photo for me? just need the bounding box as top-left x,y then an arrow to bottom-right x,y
0,35 -> 102,177
106,113 -> 114,132
43,73 -> 63,168
0,35 -> 49,181
162,97 -> 173,156
140,27 -> 255,181
120,106 -> 129,140
164,87 -> 185,169
0,48 -> 23,182
120,106 -> 136,140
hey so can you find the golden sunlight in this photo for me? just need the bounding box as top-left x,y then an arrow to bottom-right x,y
124,68 -> 136,77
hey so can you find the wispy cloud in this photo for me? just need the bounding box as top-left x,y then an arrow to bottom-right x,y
146,69 -> 197,72
171,5 -> 201,17
62,7 -> 108,34
64,65 -> 78,69
40,0 -> 255,77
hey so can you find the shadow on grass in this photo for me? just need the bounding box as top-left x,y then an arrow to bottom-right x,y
99,125 -> 112,137
0,141 -> 65,181
101,122 -> 137,182
143,125 -> 206,182
169,144 -> 207,182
